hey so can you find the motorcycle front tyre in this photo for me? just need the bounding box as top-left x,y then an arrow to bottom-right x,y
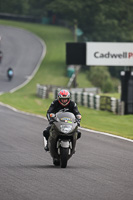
60,147 -> 69,168
53,158 -> 60,166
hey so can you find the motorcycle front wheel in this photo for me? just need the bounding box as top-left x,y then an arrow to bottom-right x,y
53,158 -> 60,166
60,147 -> 69,168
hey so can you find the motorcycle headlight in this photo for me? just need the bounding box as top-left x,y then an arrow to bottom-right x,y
60,125 -> 72,134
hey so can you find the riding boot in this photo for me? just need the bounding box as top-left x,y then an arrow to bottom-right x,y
43,136 -> 49,151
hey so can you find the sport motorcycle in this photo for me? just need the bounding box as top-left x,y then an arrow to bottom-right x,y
7,68 -> 14,81
47,109 -> 80,168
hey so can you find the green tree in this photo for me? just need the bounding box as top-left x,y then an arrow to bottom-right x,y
1,0 -> 133,42
0,0 -> 29,15
87,66 -> 114,92
46,0 -> 133,41
28,0 -> 51,17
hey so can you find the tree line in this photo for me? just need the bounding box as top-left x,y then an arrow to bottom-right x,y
1,0 -> 133,42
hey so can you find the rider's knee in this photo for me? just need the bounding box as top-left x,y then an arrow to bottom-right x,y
43,129 -> 49,140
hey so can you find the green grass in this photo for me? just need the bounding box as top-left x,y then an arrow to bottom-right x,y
80,106 -> 133,139
100,93 -> 120,99
77,72 -> 93,88
0,19 -> 133,140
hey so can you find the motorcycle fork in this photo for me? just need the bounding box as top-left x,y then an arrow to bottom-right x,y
56,139 -> 72,155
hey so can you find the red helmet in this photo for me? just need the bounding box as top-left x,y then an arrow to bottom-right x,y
58,90 -> 70,106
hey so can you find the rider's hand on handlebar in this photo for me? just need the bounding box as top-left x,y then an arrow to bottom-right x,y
49,113 -> 56,124
49,119 -> 54,124
49,113 -> 55,118
77,120 -> 80,126
76,115 -> 81,126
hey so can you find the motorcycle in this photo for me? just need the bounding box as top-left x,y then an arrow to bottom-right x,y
7,68 -> 14,81
48,109 -> 80,168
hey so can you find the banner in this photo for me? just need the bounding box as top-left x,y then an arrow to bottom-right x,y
86,42 -> 133,66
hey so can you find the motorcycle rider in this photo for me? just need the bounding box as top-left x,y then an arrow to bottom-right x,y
7,67 -> 14,80
43,89 -> 82,151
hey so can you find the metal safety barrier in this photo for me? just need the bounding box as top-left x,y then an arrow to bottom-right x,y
53,88 -> 124,115
36,85 -> 124,115
36,84 -> 48,99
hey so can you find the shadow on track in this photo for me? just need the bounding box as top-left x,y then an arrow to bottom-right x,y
3,164 -> 93,170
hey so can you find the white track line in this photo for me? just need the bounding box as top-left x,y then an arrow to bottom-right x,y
80,127 -> 133,143
0,102 -> 133,143
0,102 -> 46,120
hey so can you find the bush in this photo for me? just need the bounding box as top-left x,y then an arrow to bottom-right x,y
87,66 -> 117,93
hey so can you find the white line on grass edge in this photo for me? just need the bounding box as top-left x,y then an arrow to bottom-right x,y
0,102 -> 133,143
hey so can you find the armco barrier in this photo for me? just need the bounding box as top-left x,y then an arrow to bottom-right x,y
36,85 -> 124,115
36,84 -> 48,99
100,96 -> 118,113
53,88 -> 124,115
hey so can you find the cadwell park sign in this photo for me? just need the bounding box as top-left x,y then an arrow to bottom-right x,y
86,42 -> 133,66
66,42 -> 133,66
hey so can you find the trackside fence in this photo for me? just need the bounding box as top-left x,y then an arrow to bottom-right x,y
36,84 -> 124,115
36,84 -> 48,99
53,89 -> 124,115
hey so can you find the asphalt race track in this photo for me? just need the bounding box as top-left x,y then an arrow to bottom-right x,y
0,104 -> 133,200
0,25 -> 45,93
